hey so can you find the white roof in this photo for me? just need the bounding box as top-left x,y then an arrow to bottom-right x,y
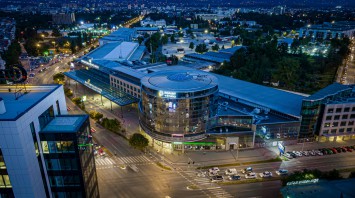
103,42 -> 138,60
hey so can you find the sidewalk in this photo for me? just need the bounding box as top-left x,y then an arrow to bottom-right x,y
161,139 -> 355,167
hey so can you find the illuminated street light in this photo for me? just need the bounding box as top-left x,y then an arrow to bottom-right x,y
204,30 -> 208,34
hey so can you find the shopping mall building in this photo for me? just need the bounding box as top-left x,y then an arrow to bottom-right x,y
64,32 -> 309,152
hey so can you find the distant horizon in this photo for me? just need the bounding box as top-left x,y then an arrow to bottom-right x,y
0,0 -> 355,8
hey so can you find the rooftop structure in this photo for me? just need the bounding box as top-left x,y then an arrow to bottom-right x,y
84,42 -> 143,61
0,85 -> 62,121
141,70 -> 218,93
99,28 -> 136,45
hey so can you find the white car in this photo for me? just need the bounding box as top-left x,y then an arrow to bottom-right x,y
209,167 -> 220,172
259,171 -> 273,178
283,153 -> 292,159
245,172 -> 257,179
276,169 -> 288,176
225,168 -> 238,176
241,167 -> 253,174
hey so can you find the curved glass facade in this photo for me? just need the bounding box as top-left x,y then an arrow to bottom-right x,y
139,71 -> 219,142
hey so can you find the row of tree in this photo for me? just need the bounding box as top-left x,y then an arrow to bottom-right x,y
213,37 -> 350,93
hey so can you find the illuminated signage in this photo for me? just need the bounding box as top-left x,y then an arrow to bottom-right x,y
159,91 -> 176,98
172,134 -> 184,137
278,142 -> 285,154
287,179 -> 319,186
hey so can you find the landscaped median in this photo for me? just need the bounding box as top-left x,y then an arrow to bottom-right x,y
220,177 -> 281,185
196,157 -> 282,170
156,162 -> 172,171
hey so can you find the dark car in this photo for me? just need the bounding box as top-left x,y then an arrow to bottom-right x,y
287,151 -> 297,158
341,147 -> 347,152
228,175 -> 241,181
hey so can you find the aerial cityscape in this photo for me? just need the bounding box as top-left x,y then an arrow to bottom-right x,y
0,0 -> 354,197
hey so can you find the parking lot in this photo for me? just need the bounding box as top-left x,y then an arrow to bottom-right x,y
284,144 -> 355,159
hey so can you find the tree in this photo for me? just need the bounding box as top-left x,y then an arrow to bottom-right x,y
170,35 -> 175,43
129,133 -> 149,150
189,42 -> 195,50
70,40 -> 76,54
161,34 -> 169,45
72,97 -> 82,106
53,73 -> 65,84
195,43 -> 208,54
138,37 -> 144,45
349,171 -> 355,178
89,110 -> 103,121
212,44 -> 220,51
51,28 -> 62,37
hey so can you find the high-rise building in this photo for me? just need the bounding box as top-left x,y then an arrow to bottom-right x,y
0,85 -> 99,198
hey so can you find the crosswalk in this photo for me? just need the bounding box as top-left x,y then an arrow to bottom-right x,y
116,155 -> 151,164
184,171 -> 234,198
95,157 -> 116,166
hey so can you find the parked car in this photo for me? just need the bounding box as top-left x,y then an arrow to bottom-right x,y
276,169 -> 288,176
259,171 -> 273,178
241,167 -> 253,174
211,175 -> 224,182
301,151 -> 309,156
225,168 -> 238,176
228,175 -> 241,181
245,172 -> 257,179
287,151 -> 296,158
283,153 -> 292,159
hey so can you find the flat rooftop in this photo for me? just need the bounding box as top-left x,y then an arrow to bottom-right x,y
305,83 -> 352,101
0,85 -> 61,121
41,115 -> 88,133
150,66 -> 306,117
84,42 -> 142,61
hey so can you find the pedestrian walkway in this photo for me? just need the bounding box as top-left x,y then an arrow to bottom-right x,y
95,157 -> 116,166
116,155 -> 151,164
183,171 -> 233,198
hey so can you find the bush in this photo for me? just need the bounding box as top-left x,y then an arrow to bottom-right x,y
100,118 -> 121,133
64,87 -> 73,98
89,110 -> 103,121
129,133 -> 149,150
348,171 -> 355,178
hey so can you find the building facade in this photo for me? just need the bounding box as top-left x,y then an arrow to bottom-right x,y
52,13 -> 75,25
300,83 -> 355,141
0,85 -> 98,198
139,71 -> 219,145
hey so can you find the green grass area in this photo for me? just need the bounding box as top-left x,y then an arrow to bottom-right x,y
156,162 -> 172,171
197,157 -> 282,170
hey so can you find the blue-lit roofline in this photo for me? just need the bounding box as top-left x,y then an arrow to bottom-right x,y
303,87 -> 352,102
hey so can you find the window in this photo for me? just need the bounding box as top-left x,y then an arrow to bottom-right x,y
42,141 -> 49,153
56,100 -> 61,115
344,107 -> 350,112
351,114 -> 355,119
326,116 -> 332,120
334,115 -> 340,120
333,122 -> 339,127
352,107 -> 355,112
38,106 -> 55,129
336,108 -> 342,113
342,115 -> 348,119
339,128 -> 344,133
349,121 -> 354,126
347,128 -> 353,132
341,121 -> 346,126
322,130 -> 329,134
3,175 -> 11,188
327,108 -> 334,113
331,129 -> 337,134
324,123 -> 331,128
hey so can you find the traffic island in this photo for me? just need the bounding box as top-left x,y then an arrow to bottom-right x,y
197,157 -> 282,169
156,162 -> 172,171
186,185 -> 200,190
220,177 -> 281,185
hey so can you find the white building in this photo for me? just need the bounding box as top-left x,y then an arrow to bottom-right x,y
299,21 -> 355,39
0,85 -> 67,198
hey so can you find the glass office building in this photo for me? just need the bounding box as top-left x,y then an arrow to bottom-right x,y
139,70 -> 219,143
40,115 -> 99,198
